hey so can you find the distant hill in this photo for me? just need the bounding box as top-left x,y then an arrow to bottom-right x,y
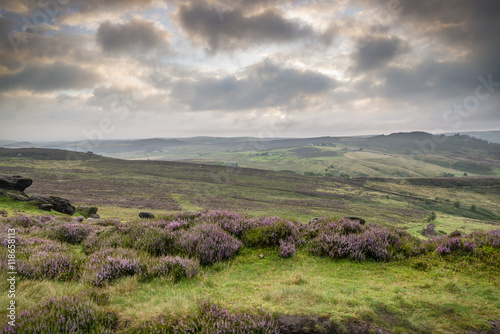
3,141 -> 34,148
445,131 -> 500,144
360,132 -> 500,156
1,132 -> 499,177
0,148 -> 107,160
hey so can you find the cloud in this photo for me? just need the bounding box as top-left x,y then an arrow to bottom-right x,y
353,36 -> 406,72
176,1 -> 333,52
0,61 -> 102,92
169,59 -> 336,110
96,18 -> 169,54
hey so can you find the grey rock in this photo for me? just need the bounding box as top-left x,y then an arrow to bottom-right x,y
28,195 -> 75,215
139,212 -> 155,219
345,216 -> 366,225
309,217 -> 320,223
7,191 -> 29,201
422,223 -> 436,237
89,213 -> 100,219
28,195 -> 51,205
0,175 -> 32,192
39,204 -> 53,211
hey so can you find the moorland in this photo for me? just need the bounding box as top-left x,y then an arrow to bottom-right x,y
0,131 -> 499,333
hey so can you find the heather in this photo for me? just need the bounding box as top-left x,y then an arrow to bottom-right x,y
307,218 -> 427,262
48,222 -> 94,244
178,223 -> 243,265
85,248 -> 199,286
142,301 -> 280,334
0,209 -> 499,333
0,295 -> 117,334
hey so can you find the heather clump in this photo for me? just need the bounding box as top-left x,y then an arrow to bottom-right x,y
179,224 -> 242,265
134,228 -> 178,256
4,214 -> 57,228
48,222 -> 94,245
82,224 -> 142,254
435,236 -> 476,255
7,237 -> 81,281
308,219 -> 419,262
196,210 -> 250,237
279,237 -> 296,258
0,295 -> 117,333
143,301 -> 280,334
85,248 -> 198,286
146,255 -> 199,282
18,251 -> 81,281
86,248 -> 146,287
141,219 -> 190,231
433,229 -> 500,256
242,216 -> 305,248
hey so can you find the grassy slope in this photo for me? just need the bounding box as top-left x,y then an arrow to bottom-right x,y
0,155 -> 498,231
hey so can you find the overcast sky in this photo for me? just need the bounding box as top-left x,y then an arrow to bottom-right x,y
0,0 -> 499,141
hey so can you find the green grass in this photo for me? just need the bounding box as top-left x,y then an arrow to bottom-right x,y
1,246 -> 499,333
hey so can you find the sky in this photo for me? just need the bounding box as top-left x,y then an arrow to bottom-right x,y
0,0 -> 499,141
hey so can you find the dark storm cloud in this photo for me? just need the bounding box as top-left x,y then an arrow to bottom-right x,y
176,1 -> 332,52
96,19 -> 169,54
1,0 -> 159,15
350,0 -> 500,116
170,59 -> 336,110
361,0 -> 500,77
354,36 -> 405,72
0,61 -> 101,92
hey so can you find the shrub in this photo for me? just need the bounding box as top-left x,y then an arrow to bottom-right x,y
82,224 -> 141,254
196,210 -> 249,237
86,248 -> 146,287
435,237 -> 476,256
426,211 -> 437,222
5,237 -> 81,281
134,228 -> 177,256
453,200 -> 461,208
308,219 -> 419,262
49,223 -> 94,245
4,214 -> 56,229
1,296 -> 117,333
279,237 -> 296,258
85,248 -> 198,286
242,216 -> 304,248
142,219 -> 190,231
143,301 -> 279,334
18,251 -> 81,281
470,204 -> 477,212
179,224 -> 242,265
146,255 -> 199,282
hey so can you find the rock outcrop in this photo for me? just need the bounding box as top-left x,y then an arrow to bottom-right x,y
345,216 -> 366,225
1,175 -> 76,215
0,175 -> 32,192
28,195 -> 76,215
139,212 -> 155,219
422,223 -> 436,237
